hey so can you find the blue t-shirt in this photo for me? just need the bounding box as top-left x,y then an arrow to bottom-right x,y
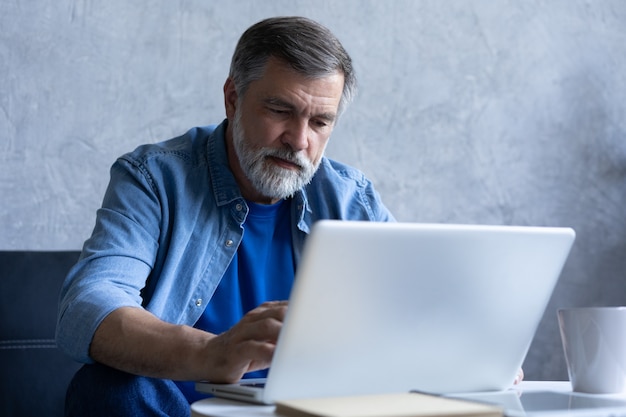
56,123 -> 395,365
176,198 -> 295,402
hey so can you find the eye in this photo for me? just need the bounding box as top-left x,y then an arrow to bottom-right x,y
266,105 -> 291,116
311,118 -> 332,130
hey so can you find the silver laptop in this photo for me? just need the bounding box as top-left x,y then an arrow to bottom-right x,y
196,220 -> 575,404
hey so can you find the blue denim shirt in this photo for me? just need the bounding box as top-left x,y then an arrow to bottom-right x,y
56,120 -> 395,363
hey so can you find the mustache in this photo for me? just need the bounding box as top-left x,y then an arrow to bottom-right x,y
260,147 -> 312,170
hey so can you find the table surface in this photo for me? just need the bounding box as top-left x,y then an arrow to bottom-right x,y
190,381 -> 597,417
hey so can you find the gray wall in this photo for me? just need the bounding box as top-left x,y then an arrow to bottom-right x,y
2,0 -> 626,381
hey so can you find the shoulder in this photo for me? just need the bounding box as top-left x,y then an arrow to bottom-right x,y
304,157 -> 394,222
105,124 -> 225,199
312,157 -> 371,186
121,125 -> 218,167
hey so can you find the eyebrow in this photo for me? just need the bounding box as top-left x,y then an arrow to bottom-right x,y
263,97 -> 337,124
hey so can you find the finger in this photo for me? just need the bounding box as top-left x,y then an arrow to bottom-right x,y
242,301 -> 288,325
204,302 -> 289,382
231,322 -> 281,345
253,300 -> 289,315
259,300 -> 289,307
222,304 -> 286,346
208,337 -> 278,382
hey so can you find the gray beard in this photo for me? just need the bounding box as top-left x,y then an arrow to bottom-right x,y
231,110 -> 322,200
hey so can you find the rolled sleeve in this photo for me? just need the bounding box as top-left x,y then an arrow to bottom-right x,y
56,157 -> 161,363
56,255 -> 152,363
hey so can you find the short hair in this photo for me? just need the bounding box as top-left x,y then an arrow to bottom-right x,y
229,16 -> 357,116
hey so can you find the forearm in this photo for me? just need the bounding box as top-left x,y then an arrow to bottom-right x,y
90,307 -> 215,381
90,301 -> 287,383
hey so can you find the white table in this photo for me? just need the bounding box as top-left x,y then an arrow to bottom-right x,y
190,381 -> 582,417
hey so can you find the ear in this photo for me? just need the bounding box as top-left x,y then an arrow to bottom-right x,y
223,78 -> 238,120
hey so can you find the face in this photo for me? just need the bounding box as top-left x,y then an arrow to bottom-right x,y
224,58 -> 345,204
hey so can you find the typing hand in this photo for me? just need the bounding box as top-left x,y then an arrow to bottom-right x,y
204,300 -> 288,383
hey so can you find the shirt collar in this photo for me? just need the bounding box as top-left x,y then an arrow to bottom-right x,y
206,119 -> 314,233
206,120 -> 245,207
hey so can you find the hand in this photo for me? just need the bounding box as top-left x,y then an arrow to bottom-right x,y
514,368 -> 524,385
203,300 -> 288,383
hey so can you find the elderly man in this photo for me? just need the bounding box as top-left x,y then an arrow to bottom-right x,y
57,16 -> 394,416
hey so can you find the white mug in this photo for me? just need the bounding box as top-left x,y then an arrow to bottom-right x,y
558,307 -> 626,394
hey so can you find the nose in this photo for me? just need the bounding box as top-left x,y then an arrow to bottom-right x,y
281,118 -> 308,152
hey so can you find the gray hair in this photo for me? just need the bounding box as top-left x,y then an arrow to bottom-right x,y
229,16 -> 357,116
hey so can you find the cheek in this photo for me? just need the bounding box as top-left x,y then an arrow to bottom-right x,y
242,119 -> 276,148
308,135 -> 330,164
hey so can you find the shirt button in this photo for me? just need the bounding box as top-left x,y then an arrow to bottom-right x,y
225,239 -> 234,247
195,298 -> 203,307
235,203 -> 243,211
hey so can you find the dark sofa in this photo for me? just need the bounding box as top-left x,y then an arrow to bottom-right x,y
0,251 -> 82,417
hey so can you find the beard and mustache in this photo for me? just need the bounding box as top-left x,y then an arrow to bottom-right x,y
231,108 -> 324,201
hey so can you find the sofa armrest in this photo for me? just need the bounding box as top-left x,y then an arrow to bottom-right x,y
0,251 -> 82,417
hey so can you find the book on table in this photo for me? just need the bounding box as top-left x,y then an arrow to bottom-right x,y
274,392 -> 503,417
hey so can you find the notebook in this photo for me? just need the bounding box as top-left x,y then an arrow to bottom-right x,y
196,220 -> 575,405
274,392 -> 503,417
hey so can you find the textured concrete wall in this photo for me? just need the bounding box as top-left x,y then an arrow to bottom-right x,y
2,0 -> 626,381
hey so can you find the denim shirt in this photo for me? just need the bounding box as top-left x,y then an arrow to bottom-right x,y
56,120 -> 395,363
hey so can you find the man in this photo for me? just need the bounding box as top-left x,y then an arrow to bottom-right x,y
56,16 -> 394,416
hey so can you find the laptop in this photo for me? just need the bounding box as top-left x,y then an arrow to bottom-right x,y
196,220 -> 576,405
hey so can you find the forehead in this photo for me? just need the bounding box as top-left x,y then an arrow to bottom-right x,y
246,58 -> 344,111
